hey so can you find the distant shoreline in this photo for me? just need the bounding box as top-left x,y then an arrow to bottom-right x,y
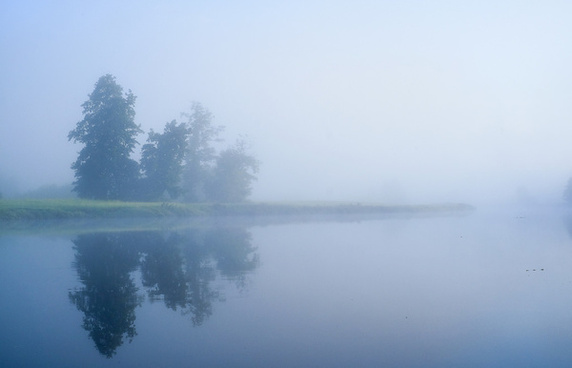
0,199 -> 474,221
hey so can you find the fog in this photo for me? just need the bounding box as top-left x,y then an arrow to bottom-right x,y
2,0 -> 572,205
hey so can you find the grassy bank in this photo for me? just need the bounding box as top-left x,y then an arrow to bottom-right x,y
0,199 -> 474,221
0,199 -> 203,220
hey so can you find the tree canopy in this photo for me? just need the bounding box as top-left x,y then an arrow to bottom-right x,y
181,102 -> 224,202
68,74 -> 141,200
69,75 -> 259,203
140,120 -> 190,200
206,139 -> 259,202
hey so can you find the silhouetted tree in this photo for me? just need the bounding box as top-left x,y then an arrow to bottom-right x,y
68,74 -> 141,200
140,121 -> 190,200
206,139 -> 259,202
181,103 -> 224,202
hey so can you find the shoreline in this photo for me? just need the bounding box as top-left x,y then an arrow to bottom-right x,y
0,199 -> 474,221
0,199 -> 475,235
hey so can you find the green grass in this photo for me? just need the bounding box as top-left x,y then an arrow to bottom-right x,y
0,199 -> 475,235
0,199 -> 205,220
0,198 -> 474,221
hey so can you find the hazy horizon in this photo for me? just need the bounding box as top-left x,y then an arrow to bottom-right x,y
2,1 -> 572,206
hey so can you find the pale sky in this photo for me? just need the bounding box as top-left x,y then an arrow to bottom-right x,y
1,0 -> 572,205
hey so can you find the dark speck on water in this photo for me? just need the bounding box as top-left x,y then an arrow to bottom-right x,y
0,211 -> 570,367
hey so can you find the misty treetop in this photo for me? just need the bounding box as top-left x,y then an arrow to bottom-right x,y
68,74 -> 141,200
207,140 -> 260,202
140,120 -> 190,200
181,102 -> 225,202
69,74 -> 259,202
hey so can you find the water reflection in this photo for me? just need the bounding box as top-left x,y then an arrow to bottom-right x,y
69,226 -> 258,357
68,233 -> 141,358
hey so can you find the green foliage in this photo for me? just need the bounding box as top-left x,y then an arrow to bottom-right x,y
68,74 -> 142,200
140,120 -> 190,200
176,103 -> 260,203
67,76 -> 260,203
181,102 -> 224,202
206,139 -> 259,202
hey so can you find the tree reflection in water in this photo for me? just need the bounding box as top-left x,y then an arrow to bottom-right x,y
68,233 -> 141,358
69,225 -> 259,358
207,227 -> 259,289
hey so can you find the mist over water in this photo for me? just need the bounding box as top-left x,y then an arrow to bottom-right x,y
2,1 -> 572,205
4,5 -> 572,367
2,209 -> 572,367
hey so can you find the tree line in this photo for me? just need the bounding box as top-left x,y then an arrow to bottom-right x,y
68,74 -> 259,202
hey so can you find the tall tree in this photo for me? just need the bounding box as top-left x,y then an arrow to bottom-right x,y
68,74 -> 141,200
181,102 -> 224,202
140,120 -> 190,200
206,139 -> 259,202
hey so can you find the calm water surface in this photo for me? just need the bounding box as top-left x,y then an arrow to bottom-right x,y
2,209 -> 572,367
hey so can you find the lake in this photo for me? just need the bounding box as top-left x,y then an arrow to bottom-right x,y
2,208 -> 572,367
